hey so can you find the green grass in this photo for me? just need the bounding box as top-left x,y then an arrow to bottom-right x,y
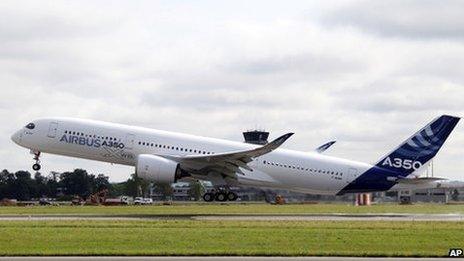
0,220 -> 461,256
0,203 -> 463,216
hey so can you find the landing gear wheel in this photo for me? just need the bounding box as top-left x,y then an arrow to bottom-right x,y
227,191 -> 238,201
32,151 -> 41,171
32,163 -> 41,171
203,192 -> 215,202
215,192 -> 227,202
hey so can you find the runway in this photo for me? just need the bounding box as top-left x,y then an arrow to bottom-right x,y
0,213 -> 463,221
0,257 -> 455,261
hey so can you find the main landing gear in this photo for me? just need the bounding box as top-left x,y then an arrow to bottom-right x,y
32,151 -> 41,171
203,188 -> 238,202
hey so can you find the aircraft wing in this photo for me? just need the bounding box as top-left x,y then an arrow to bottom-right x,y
161,133 -> 294,177
315,140 -> 336,153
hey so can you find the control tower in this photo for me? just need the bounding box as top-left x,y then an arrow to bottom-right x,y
243,130 -> 269,145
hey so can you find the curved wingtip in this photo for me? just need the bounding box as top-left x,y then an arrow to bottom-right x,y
315,140 -> 337,153
271,132 -> 294,146
285,132 -> 295,138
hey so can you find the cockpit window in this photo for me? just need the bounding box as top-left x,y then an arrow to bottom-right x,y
25,123 -> 35,129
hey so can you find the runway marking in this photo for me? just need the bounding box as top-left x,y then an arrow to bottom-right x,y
0,213 -> 462,221
0,257 -> 455,261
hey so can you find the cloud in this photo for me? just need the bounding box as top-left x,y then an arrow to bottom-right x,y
331,79 -> 464,113
226,53 -> 365,76
320,0 -> 464,40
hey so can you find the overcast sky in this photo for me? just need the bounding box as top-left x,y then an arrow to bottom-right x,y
1,0 -> 463,182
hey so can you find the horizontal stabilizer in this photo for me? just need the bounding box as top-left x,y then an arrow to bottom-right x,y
396,177 -> 447,184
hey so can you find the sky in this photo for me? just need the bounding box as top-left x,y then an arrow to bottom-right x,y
1,0 -> 463,182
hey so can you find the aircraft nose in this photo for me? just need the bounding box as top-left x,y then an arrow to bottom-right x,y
11,130 -> 21,145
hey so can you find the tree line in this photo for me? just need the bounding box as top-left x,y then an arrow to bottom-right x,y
0,169 -> 149,201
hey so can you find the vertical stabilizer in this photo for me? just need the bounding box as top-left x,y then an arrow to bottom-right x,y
376,115 -> 460,176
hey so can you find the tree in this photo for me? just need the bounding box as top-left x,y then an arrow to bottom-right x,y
59,169 -> 95,198
188,180 -> 205,201
34,172 -> 50,198
451,189 -> 460,201
109,182 -> 126,197
0,168 -> 116,200
11,171 -> 35,200
94,174 -> 111,192
124,174 -> 150,197
151,183 -> 173,200
0,169 -> 12,199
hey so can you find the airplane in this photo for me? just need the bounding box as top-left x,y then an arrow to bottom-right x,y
11,115 -> 460,202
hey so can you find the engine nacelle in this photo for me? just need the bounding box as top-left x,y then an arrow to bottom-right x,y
136,154 -> 187,184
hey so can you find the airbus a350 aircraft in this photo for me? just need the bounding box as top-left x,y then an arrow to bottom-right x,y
11,115 -> 460,201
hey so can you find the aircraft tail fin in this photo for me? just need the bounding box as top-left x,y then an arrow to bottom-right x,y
376,115 -> 460,176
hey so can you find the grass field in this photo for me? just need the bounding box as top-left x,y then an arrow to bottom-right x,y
0,220 -> 462,256
0,203 -> 463,215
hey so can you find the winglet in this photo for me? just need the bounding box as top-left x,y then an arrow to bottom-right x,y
315,140 -> 336,153
266,133 -> 294,150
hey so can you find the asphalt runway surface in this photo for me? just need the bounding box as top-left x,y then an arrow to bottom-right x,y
0,213 -> 463,221
0,257 -> 456,261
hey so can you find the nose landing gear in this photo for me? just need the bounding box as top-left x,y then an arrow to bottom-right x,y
32,151 -> 41,171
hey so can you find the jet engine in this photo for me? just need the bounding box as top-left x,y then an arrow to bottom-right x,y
136,154 -> 189,184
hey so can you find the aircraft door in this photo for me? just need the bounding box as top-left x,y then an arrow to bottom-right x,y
47,122 -> 58,138
124,133 -> 135,149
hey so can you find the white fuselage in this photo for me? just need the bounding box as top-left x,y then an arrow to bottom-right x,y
11,117 -> 418,195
